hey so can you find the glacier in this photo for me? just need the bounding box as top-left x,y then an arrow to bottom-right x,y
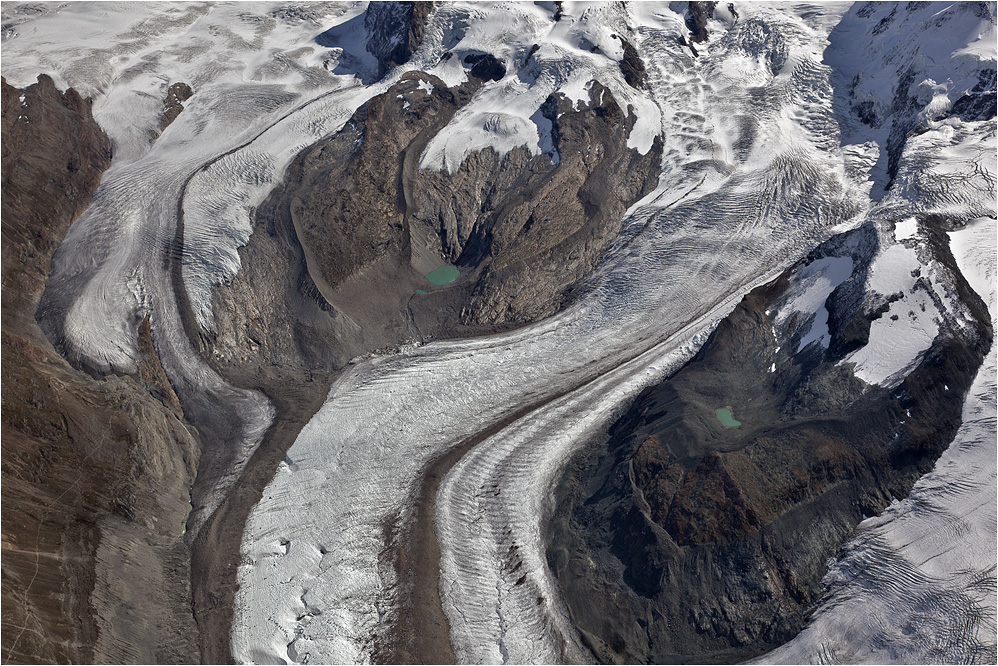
3,1 -> 994,664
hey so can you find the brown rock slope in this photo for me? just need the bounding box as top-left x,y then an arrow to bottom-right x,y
549,221 -> 992,664
281,69 -> 662,337
1,76 -> 201,664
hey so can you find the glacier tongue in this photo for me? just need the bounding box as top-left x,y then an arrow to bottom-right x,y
232,2 -> 879,663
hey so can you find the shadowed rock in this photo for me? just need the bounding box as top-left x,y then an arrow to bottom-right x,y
158,81 -> 193,131
686,1 -> 718,43
549,221 -> 992,664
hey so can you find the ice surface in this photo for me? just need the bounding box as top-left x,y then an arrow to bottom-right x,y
844,242 -> 941,386
894,216 -> 918,241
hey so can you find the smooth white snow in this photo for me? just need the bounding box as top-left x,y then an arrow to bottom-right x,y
776,256 -> 854,352
894,216 -> 918,241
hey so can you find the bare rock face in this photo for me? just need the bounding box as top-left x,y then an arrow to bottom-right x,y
463,52 -> 506,81
615,35 -> 647,89
549,222 -> 992,663
158,81 -> 193,131
1,76 -> 200,664
1,75 -> 110,311
363,1 -> 435,77
279,69 -> 661,338
686,1 -> 719,43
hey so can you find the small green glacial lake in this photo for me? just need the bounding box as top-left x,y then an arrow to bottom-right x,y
414,289 -> 428,294
716,407 -> 742,428
424,265 -> 460,286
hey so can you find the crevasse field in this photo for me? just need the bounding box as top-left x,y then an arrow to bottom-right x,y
3,2 -> 995,664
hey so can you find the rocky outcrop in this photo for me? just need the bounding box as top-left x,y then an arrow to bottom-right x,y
363,1 -> 435,77
615,36 -> 647,89
1,76 -> 201,664
198,66 -> 661,369
279,70 -> 661,335
686,1 -> 718,44
158,81 -> 193,131
463,52 -> 506,81
951,66 -> 997,122
549,221 -> 992,663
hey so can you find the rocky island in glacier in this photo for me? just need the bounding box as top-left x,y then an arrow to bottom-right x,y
1,1 -> 995,664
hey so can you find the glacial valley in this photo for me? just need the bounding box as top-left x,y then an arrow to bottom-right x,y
1,2 -> 995,665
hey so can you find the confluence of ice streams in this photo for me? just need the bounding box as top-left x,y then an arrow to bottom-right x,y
3,1 -> 994,665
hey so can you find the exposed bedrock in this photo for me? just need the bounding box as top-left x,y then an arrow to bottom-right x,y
158,81 -> 193,132
193,67 -> 661,662
686,2 -> 719,44
279,69 -> 662,338
615,35 -> 648,89
359,0 -> 435,78
1,76 -> 200,664
549,219 -> 993,663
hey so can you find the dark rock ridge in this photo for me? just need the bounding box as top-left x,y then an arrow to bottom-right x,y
191,67 -> 661,662
614,35 -> 647,89
158,81 -> 193,131
548,220 -> 992,663
1,76 -> 200,664
686,1 -> 718,43
463,52 -> 506,81
363,1 -> 435,77
951,65 -> 997,122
